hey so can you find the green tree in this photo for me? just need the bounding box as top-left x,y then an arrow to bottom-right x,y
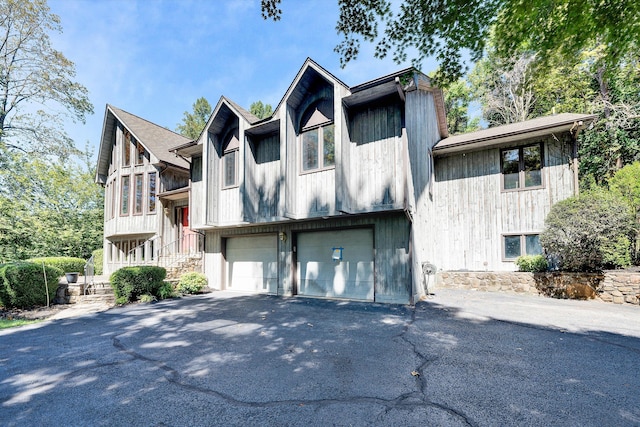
0,0 -> 93,158
541,189 -> 635,271
443,78 -> 480,135
609,162 -> 640,261
468,36 -> 596,126
249,101 -> 273,119
176,97 -> 212,139
577,49 -> 640,183
261,0 -> 640,86
0,148 -> 103,262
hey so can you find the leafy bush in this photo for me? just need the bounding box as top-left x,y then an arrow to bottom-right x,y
92,249 -> 104,275
27,257 -> 86,274
541,190 -> 636,271
158,282 -> 177,299
515,255 -> 548,272
0,263 -> 63,309
110,266 -> 167,303
176,272 -> 208,294
138,294 -> 156,303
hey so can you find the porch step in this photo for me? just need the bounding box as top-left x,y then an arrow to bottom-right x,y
72,293 -> 116,305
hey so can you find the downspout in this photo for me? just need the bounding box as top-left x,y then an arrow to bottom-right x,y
569,120 -> 584,196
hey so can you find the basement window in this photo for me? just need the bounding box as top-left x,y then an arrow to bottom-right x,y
503,234 -> 543,260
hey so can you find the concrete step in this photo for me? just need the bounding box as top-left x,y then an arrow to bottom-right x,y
71,294 -> 116,305
84,284 -> 114,295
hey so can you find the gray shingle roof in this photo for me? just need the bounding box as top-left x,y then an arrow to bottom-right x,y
434,113 -> 598,154
96,105 -> 190,183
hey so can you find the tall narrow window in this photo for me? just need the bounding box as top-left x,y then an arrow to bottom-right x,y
111,179 -> 116,219
136,141 -> 145,165
123,131 -> 131,167
223,150 -> 238,187
302,130 -> 319,171
148,172 -> 157,213
501,143 -> 543,190
134,174 -> 143,214
121,175 -> 130,215
222,130 -> 239,189
191,156 -> 202,182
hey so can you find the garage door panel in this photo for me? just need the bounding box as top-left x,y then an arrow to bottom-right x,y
226,235 -> 277,294
297,229 -> 374,301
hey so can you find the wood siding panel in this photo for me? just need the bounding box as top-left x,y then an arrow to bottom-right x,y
345,101 -> 405,213
245,133 -> 281,222
297,169 -> 335,215
191,181 -> 204,228
427,136 -> 575,272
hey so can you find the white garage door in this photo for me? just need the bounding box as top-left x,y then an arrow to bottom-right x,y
226,235 -> 278,294
297,229 -> 374,301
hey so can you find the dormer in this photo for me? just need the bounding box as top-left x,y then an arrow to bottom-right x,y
286,64 -> 338,174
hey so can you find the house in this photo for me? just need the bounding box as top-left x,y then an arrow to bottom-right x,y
96,105 -> 202,276
97,58 -> 596,304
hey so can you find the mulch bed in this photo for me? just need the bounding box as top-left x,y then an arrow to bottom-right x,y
0,304 -> 69,321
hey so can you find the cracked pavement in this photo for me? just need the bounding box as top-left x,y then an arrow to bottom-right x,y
1,289 -> 639,426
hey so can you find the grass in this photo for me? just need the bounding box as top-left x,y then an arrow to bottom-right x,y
0,318 -> 41,329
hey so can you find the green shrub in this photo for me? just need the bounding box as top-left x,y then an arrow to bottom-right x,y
92,249 -> 104,275
515,255 -> 548,272
110,266 -> 166,303
541,190 -> 636,271
0,263 -> 63,309
27,257 -> 86,274
177,272 -> 207,294
158,282 -> 177,299
138,294 -> 156,303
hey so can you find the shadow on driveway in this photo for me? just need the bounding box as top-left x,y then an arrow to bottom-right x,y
1,290 -> 639,426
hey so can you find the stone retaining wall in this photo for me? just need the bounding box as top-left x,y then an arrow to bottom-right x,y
436,271 -> 640,306
599,272 -> 640,304
435,271 -> 539,295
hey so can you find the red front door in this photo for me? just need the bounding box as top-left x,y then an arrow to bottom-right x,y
180,207 -> 197,253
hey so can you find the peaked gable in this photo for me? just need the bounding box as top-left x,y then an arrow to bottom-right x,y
96,105 -> 190,183
205,96 -> 260,138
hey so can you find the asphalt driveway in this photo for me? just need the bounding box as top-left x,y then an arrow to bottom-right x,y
1,289 -> 639,426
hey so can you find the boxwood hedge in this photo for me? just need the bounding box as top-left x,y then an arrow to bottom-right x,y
0,262 -> 63,309
27,257 -> 86,274
110,266 -> 167,303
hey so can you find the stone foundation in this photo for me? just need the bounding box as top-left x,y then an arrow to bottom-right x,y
165,255 -> 203,280
436,270 -> 639,306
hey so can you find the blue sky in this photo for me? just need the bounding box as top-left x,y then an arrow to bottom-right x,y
49,0 -> 443,158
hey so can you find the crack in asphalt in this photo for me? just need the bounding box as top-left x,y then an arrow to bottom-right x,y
110,310 -> 476,426
397,306 -> 476,427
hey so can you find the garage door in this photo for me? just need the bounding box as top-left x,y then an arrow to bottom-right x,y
297,229 -> 374,301
226,235 -> 278,294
